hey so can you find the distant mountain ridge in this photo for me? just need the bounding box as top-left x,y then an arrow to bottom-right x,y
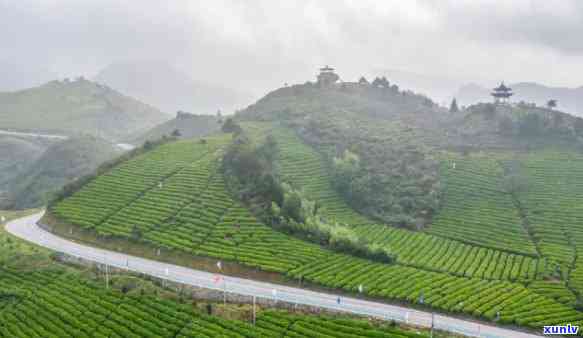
125,111 -> 221,146
0,77 -> 168,140
3,136 -> 119,209
94,61 -> 253,115
456,82 -> 583,116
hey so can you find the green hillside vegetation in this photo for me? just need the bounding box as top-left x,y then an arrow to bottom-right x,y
1,211 -> 439,338
237,124 -> 541,283
241,83 -> 443,229
125,111 -> 221,146
452,103 -> 583,150
2,136 -> 119,209
0,77 -> 167,140
0,136 -> 46,196
427,154 -> 536,256
49,132 -> 583,332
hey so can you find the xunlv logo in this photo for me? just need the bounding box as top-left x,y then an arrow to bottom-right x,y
543,324 -> 579,335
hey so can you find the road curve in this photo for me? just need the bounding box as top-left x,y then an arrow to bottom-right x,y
6,212 -> 541,338
0,129 -> 68,140
0,129 -> 136,151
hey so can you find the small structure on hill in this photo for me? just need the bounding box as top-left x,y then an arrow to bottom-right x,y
317,65 -> 339,87
491,82 -> 513,104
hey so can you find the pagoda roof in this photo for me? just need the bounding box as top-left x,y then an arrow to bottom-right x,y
320,65 -> 335,72
493,82 -> 512,92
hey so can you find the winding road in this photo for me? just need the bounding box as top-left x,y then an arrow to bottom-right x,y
6,212 -> 541,338
0,129 -> 136,151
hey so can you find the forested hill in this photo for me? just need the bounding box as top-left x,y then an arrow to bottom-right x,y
0,77 -> 168,140
235,77 -> 583,233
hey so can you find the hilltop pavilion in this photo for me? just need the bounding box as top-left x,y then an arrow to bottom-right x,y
491,82 -> 513,104
317,66 -> 340,87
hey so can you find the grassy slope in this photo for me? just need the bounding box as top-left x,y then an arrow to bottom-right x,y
0,78 -> 167,140
49,132 -> 583,331
427,154 -> 536,255
268,126 -> 542,280
269,125 -> 583,306
510,151 -> 583,296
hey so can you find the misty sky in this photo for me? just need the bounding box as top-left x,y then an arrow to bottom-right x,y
1,0 -> 582,96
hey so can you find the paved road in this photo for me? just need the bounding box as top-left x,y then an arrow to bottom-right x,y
0,129 -> 68,140
6,212 -> 542,338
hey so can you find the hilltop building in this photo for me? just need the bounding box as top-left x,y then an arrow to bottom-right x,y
491,82 -> 514,104
317,66 -> 339,87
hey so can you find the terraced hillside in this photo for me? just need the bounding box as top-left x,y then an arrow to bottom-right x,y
0,221 -> 428,338
50,132 -> 583,331
269,125 -> 583,306
268,126 -> 545,282
510,152 -> 583,294
1,268 -> 436,338
428,155 -> 537,257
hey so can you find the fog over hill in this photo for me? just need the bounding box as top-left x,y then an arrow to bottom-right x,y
0,77 -> 168,140
456,82 -> 583,116
372,68 -> 583,117
0,61 -> 57,92
372,68 -> 470,106
94,61 -> 254,116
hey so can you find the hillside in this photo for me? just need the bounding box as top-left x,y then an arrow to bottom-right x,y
125,111 -> 221,146
1,136 -> 119,209
0,136 -> 46,188
94,61 -> 253,115
48,131 -> 583,333
0,212 -> 436,338
0,77 -> 168,140
456,82 -> 583,117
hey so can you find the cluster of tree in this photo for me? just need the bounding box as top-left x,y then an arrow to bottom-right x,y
371,76 -> 390,88
271,183 -> 395,263
222,125 -> 394,263
357,76 -> 399,92
295,117 -> 441,230
498,110 -> 578,138
221,117 -> 243,134
330,147 -> 441,230
222,127 -> 282,211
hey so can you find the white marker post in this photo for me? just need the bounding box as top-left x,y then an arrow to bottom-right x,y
272,289 -> 278,304
223,278 -> 227,305
253,295 -> 256,326
104,255 -> 109,289
164,267 -> 169,288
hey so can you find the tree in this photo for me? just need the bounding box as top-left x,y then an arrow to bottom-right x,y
221,118 -> 242,134
171,129 -> 181,137
449,98 -> 459,113
547,99 -> 558,110
371,77 -> 382,87
358,76 -> 369,85
380,76 -> 390,88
